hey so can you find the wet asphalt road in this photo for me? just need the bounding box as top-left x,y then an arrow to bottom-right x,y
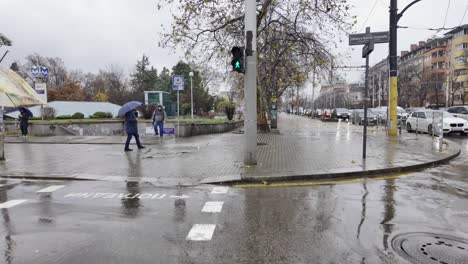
0,135 -> 467,263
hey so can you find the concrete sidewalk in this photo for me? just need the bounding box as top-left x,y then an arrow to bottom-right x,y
0,114 -> 461,185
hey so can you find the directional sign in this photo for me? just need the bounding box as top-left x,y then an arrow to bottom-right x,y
172,75 -> 185,91
362,41 -> 375,58
349,31 -> 389,45
31,66 -> 39,77
40,67 -> 49,77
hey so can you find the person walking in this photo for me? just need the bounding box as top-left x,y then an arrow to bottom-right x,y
153,105 -> 165,138
19,109 -> 29,137
124,110 -> 145,152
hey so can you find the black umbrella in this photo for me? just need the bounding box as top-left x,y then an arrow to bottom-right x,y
18,106 -> 33,117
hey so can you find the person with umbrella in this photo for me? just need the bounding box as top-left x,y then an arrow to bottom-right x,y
119,101 -> 145,152
18,106 -> 32,137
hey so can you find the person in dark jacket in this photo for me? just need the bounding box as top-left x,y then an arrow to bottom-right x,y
19,109 -> 29,137
124,110 -> 145,151
153,105 -> 165,138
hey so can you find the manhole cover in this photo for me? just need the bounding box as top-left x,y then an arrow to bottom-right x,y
257,142 -> 267,146
392,232 -> 468,264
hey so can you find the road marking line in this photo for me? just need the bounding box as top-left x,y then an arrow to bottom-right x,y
211,187 -> 228,194
201,201 -> 224,213
0,199 -> 27,209
36,185 -> 65,193
186,224 -> 216,241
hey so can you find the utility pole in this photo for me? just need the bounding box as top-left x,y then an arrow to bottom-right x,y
189,71 -> 194,120
244,0 -> 257,165
311,65 -> 316,113
389,0 -> 421,135
445,72 -> 450,107
388,0 -> 398,136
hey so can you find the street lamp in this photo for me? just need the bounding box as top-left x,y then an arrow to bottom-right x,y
189,71 -> 194,120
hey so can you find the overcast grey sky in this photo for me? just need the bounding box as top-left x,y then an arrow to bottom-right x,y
0,0 -> 467,84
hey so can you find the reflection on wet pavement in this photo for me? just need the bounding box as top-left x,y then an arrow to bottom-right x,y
0,131 -> 466,263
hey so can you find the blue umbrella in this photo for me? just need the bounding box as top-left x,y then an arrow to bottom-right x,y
118,101 -> 142,117
18,106 -> 33,117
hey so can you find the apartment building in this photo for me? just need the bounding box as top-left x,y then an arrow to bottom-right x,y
445,25 -> 468,105
367,24 -> 468,107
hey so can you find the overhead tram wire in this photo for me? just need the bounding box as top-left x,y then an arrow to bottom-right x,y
435,0 -> 452,35
359,0 -> 379,32
460,5 -> 468,26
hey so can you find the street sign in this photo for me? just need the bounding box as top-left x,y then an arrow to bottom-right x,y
31,66 -> 39,77
362,41 -> 374,58
31,66 -> 49,77
40,67 -> 49,77
172,75 -> 185,91
349,31 -> 389,45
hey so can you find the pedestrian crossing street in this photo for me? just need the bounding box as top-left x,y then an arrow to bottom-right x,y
0,182 -> 231,242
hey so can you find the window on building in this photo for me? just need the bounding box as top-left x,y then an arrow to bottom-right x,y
454,29 -> 468,38
455,43 -> 468,51
454,69 -> 468,76
455,56 -> 467,64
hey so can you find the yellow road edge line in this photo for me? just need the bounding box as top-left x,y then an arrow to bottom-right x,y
232,173 -> 408,188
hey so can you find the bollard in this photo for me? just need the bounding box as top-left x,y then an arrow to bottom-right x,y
0,133 -> 4,161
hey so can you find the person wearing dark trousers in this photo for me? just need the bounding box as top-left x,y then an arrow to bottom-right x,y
19,109 -> 29,137
124,110 -> 145,152
153,105 -> 165,138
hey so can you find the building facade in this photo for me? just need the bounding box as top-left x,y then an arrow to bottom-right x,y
446,25 -> 468,105
368,24 -> 468,107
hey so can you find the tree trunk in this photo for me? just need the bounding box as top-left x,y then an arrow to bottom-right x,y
257,84 -> 270,133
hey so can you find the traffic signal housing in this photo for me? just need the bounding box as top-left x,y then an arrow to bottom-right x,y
231,46 -> 244,73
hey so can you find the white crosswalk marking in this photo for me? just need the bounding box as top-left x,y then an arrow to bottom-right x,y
211,186 -> 228,194
201,201 -> 224,213
0,199 -> 27,209
36,185 -> 65,193
186,224 -> 216,241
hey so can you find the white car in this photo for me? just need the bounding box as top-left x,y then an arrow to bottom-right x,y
447,106 -> 468,121
406,110 -> 468,135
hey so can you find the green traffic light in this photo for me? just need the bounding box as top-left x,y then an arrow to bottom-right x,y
235,61 -> 241,69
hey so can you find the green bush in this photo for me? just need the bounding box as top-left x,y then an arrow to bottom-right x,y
71,112 -> 85,119
106,112 -> 113,118
56,115 -> 72,120
90,111 -> 108,119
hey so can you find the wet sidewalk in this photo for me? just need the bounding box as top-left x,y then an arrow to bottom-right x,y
0,114 -> 461,185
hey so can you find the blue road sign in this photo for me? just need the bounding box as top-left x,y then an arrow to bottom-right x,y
31,66 -> 39,77
172,75 -> 185,91
40,67 -> 49,77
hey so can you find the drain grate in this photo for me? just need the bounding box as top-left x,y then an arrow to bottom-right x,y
392,232 -> 468,264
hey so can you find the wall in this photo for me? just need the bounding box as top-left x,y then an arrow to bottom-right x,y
3,120 -> 243,137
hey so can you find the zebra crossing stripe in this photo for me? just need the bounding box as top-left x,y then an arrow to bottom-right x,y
36,185 -> 65,193
201,201 -> 224,213
186,224 -> 216,241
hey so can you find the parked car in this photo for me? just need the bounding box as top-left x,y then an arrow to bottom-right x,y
351,109 -> 378,126
406,110 -> 468,135
332,108 -> 351,120
447,106 -> 468,121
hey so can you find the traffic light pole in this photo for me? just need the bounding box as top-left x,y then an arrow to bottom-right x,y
244,0 -> 257,165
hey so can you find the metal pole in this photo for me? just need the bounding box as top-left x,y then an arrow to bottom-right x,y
177,90 -> 180,136
445,73 -> 450,107
0,109 -> 4,160
311,66 -> 316,115
244,0 -> 257,165
378,73 -> 382,108
190,75 -> 194,120
363,50 -> 370,159
388,0 -> 398,136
